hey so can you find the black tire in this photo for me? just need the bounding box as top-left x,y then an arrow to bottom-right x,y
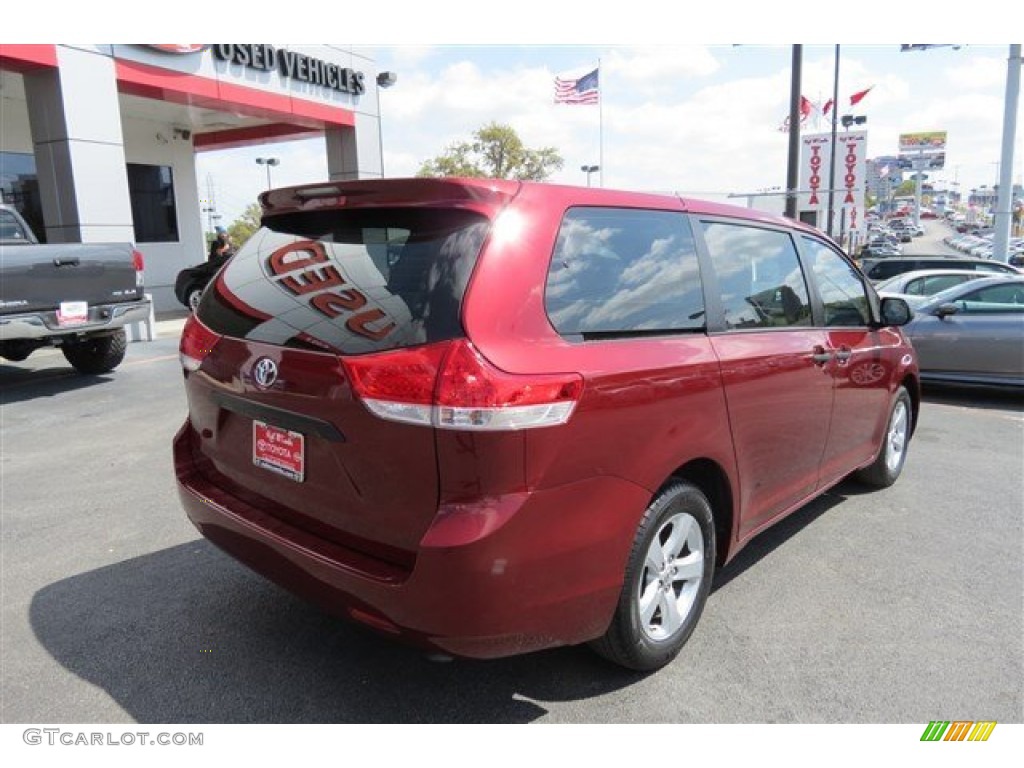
590,481 -> 716,672
855,385 -> 913,488
62,330 -> 127,375
186,285 -> 204,313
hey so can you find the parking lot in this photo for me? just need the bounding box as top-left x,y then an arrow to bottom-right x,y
1,307 -> 1021,725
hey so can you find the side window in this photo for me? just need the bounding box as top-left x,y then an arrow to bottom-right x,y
544,208 -> 704,336
701,222 -> 811,330
0,209 -> 27,240
978,263 -> 1014,275
956,283 -> 1024,313
801,237 -> 871,327
904,277 -> 925,296
924,275 -> 972,294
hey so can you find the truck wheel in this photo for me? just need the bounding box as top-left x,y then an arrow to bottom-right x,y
62,330 -> 127,375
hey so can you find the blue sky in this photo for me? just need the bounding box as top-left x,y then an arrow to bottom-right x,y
195,42 -> 1021,226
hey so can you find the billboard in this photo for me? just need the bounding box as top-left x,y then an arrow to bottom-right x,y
799,131 -> 868,238
898,131 -> 947,153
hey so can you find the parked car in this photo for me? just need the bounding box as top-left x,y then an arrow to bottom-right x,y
902,276 -> 1024,388
174,250 -> 234,312
174,178 -> 919,671
874,269 -> 1003,302
860,255 -> 1020,283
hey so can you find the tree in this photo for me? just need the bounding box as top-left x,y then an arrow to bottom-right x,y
418,122 -> 563,181
226,203 -> 263,248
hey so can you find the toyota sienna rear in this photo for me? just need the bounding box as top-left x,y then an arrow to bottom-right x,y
175,178 -> 919,670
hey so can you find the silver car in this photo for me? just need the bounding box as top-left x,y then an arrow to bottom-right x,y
875,269 -> 1001,304
903,276 -> 1024,388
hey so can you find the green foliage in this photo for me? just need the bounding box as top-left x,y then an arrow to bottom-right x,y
226,203 -> 263,248
418,122 -> 563,181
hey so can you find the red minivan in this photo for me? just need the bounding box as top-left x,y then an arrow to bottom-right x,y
174,178 -> 919,670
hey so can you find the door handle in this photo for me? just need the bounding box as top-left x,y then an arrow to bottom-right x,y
811,346 -> 833,365
53,257 -> 80,267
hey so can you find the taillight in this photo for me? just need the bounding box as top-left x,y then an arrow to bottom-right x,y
344,340 -> 583,431
179,314 -> 222,373
131,249 -> 145,288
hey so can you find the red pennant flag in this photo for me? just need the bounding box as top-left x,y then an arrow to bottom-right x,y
822,98 -> 834,116
850,87 -> 873,106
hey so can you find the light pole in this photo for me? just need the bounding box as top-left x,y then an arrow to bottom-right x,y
376,71 -> 398,177
255,157 -> 280,190
581,165 -> 599,187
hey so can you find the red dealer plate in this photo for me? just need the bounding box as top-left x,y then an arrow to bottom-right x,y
253,420 -> 305,482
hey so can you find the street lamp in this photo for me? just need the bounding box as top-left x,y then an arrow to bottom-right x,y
841,114 -> 867,130
376,71 -> 398,177
581,165 -> 599,187
255,157 -> 280,190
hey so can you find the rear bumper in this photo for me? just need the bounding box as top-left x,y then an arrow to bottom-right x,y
0,299 -> 151,341
173,421 -> 650,659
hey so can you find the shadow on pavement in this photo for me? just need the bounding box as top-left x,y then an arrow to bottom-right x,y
712,486 -> 849,592
29,541 -> 643,724
921,383 -> 1023,412
0,362 -> 113,405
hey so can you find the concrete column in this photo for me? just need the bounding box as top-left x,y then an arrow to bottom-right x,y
23,46 -> 134,244
325,125 -> 360,181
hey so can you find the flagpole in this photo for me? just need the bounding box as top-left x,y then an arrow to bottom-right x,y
827,44 -> 840,239
598,57 -> 604,187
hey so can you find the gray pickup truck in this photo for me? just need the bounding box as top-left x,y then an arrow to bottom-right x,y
0,204 -> 151,374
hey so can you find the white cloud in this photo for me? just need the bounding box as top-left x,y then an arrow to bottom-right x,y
199,44 -> 1024,229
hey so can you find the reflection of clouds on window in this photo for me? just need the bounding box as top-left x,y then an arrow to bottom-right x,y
547,219 -> 621,302
545,209 -> 704,335
704,222 -> 811,329
802,236 -> 869,326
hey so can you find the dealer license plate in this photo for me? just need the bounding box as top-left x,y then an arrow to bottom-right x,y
57,301 -> 88,326
253,420 -> 305,482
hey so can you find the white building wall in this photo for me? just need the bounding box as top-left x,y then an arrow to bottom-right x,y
120,116 -> 204,312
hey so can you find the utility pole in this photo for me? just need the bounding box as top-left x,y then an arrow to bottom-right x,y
993,44 -> 1021,263
785,45 -> 802,220
202,174 -> 219,235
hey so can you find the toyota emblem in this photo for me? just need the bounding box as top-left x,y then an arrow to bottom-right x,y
252,357 -> 278,389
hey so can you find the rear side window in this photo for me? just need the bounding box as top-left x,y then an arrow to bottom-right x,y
701,222 -> 811,330
544,207 -> 704,336
198,207 -> 489,355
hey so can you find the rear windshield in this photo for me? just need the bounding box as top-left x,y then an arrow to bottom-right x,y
198,207 -> 489,355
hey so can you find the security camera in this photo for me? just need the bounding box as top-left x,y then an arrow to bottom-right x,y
173,128 -> 192,141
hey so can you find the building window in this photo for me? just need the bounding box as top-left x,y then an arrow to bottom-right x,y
127,163 -> 179,243
0,151 -> 44,242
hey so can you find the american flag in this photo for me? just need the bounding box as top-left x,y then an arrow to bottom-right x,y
554,67 -> 599,105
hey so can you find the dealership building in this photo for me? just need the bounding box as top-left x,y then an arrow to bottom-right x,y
0,44 -> 386,311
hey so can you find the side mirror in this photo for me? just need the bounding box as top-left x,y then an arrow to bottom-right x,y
934,303 -> 959,319
879,296 -> 912,326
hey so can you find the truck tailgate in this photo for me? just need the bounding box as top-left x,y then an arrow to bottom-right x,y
0,243 -> 141,313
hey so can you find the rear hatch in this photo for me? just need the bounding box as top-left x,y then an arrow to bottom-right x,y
183,180 -> 512,559
0,243 -> 142,313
